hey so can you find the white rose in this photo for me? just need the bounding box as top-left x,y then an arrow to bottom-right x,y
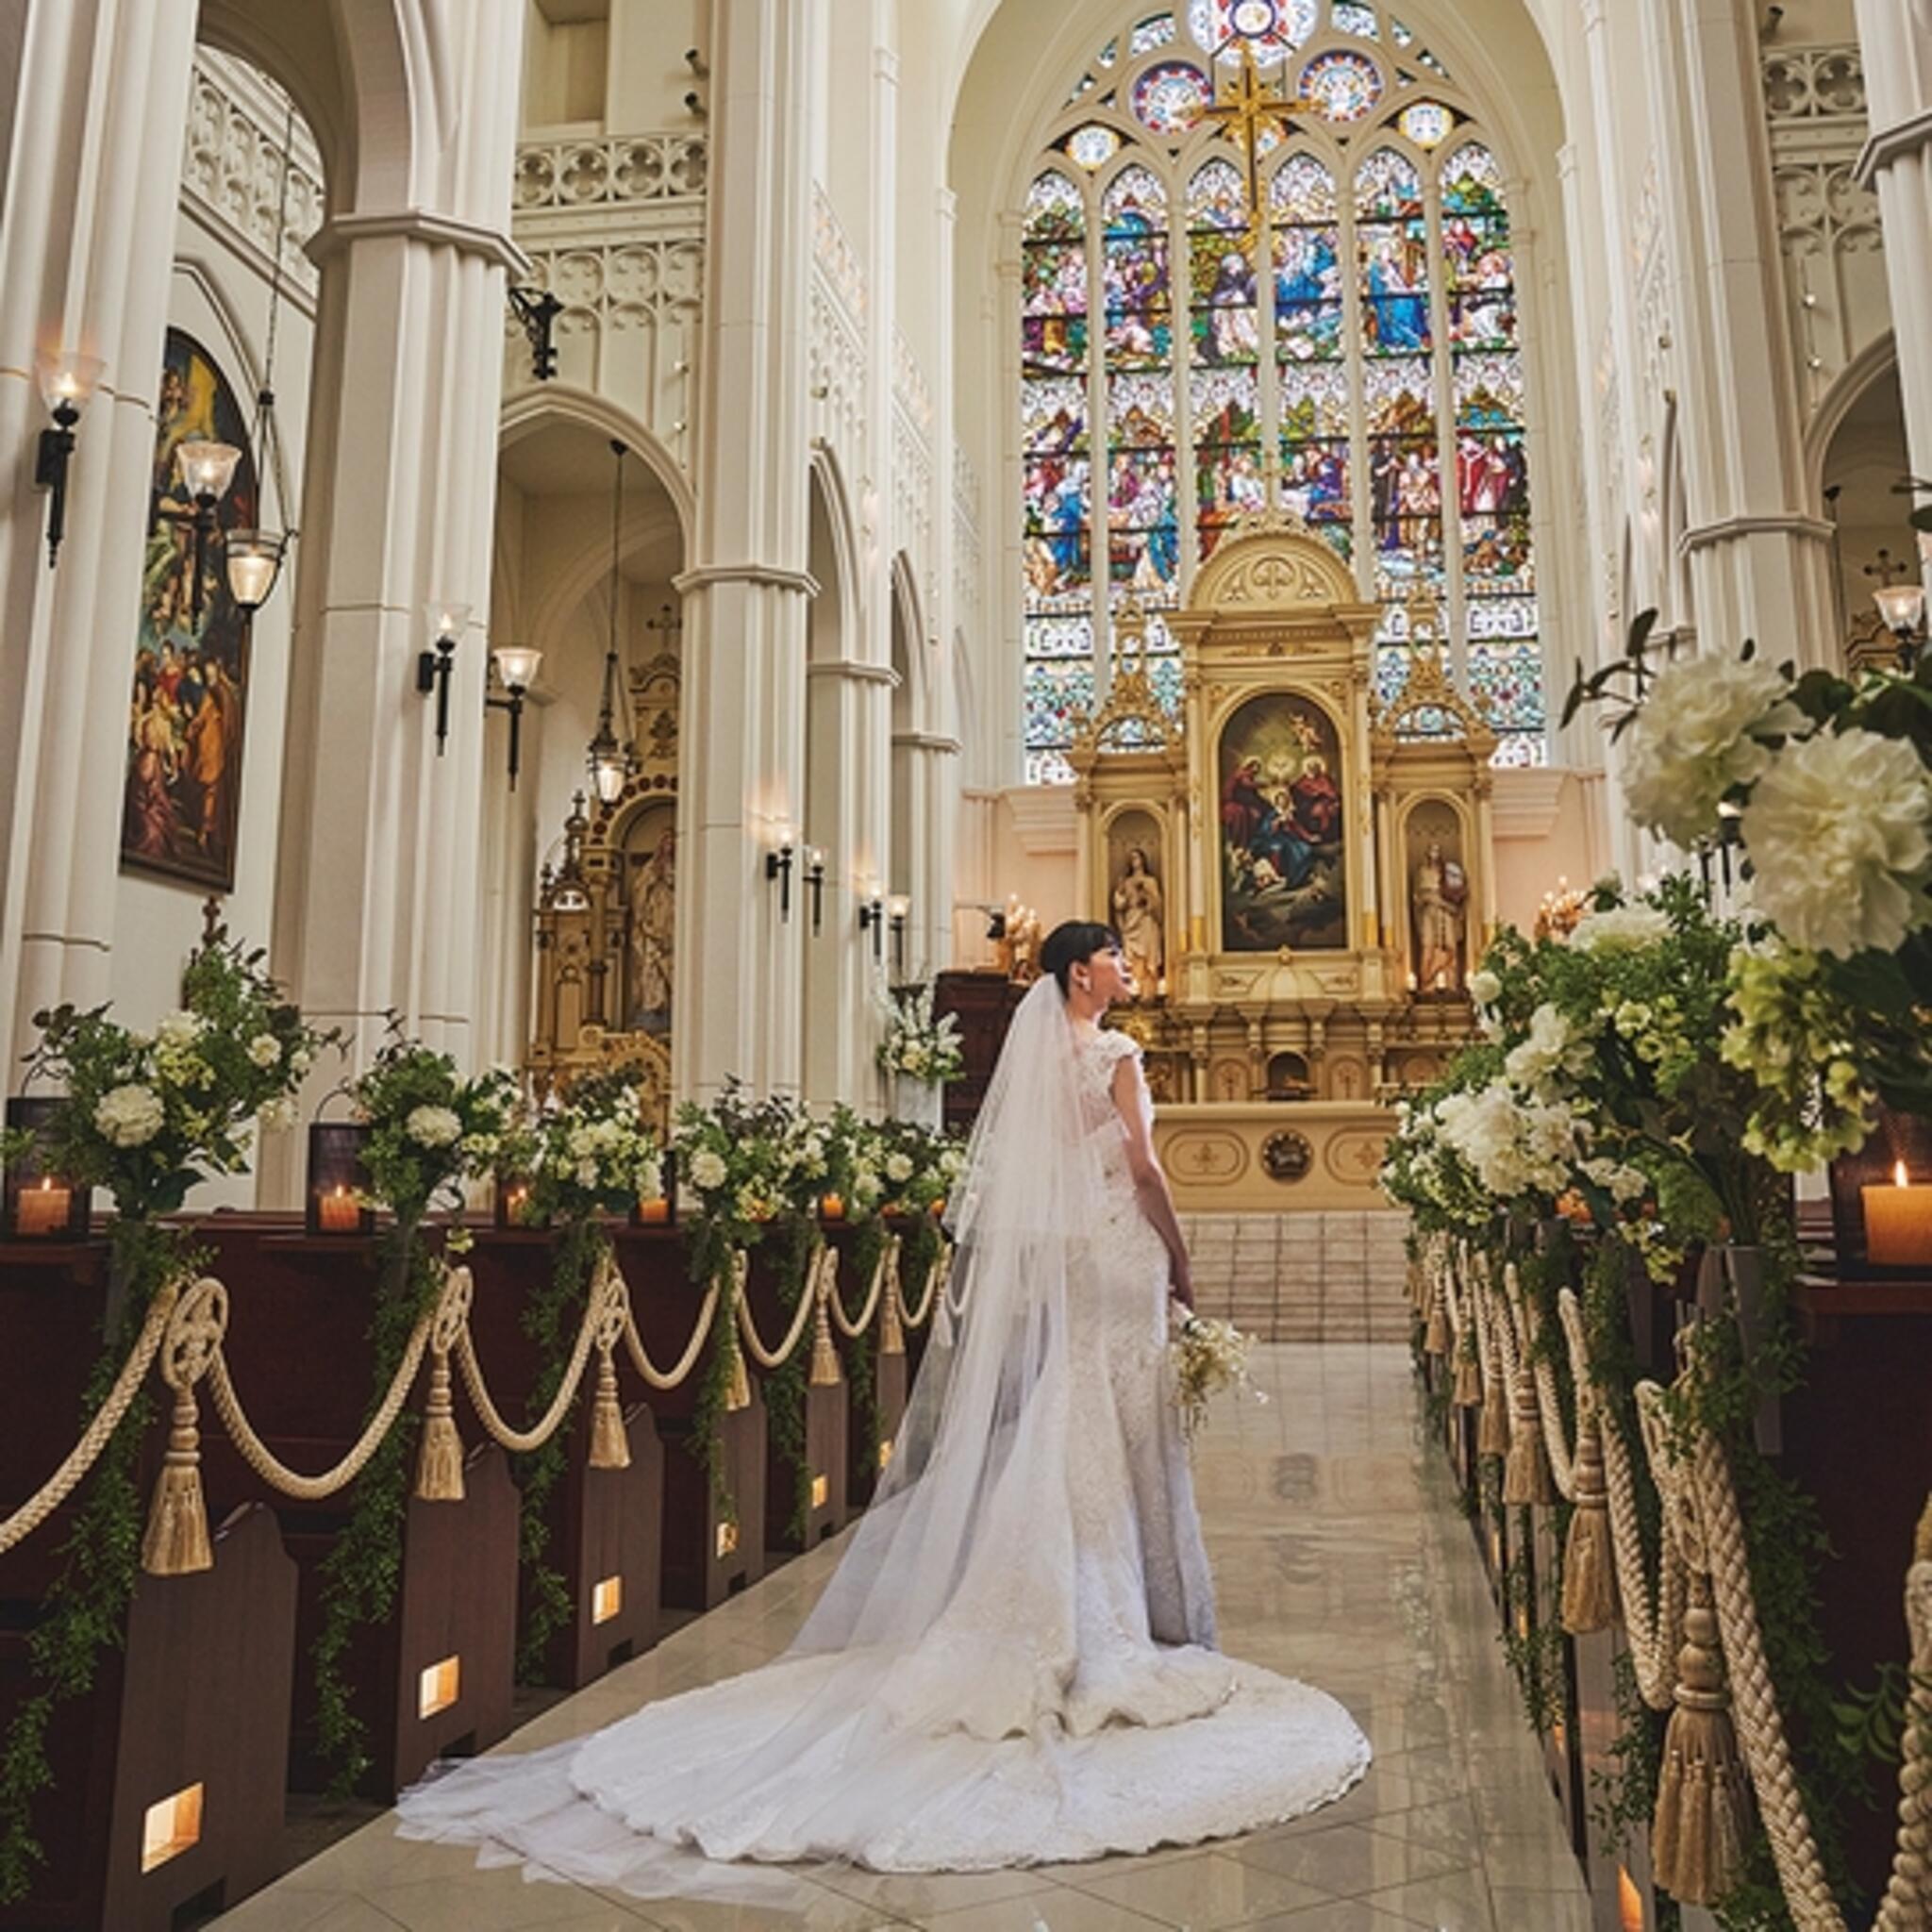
575,1159 -> 600,1188
246,1033 -> 282,1069
567,1126 -> 595,1160
688,1147 -> 728,1191
852,1168 -> 882,1204
885,1152 -> 913,1184
258,1094 -> 298,1133
291,1046 -> 315,1077
1741,729 -> 1932,958
1468,968 -> 1501,1007
405,1105 -> 462,1149
1504,1003 -> 1584,1092
1620,655 -> 1802,847
1569,905 -> 1673,954
156,1010 -> 204,1049
94,1083 -> 165,1148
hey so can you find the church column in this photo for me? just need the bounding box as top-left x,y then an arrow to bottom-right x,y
1852,0 -> 1932,575
269,6 -> 524,1105
1639,0 -> 1839,664
895,732 -> 959,981
0,0 -> 199,1065
673,0 -> 814,1104
923,182 -> 960,982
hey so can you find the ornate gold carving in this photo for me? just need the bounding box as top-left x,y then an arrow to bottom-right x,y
1161,1129 -> 1251,1183
1067,598 -> 1182,764
1261,1129 -> 1314,1183
1323,1126 -> 1392,1184
1368,591 -> 1499,755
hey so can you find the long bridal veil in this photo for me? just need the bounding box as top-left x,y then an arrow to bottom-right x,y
398,974 -> 1370,1888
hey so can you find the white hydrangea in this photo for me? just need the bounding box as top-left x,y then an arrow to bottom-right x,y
1741,728 -> 1932,958
405,1105 -> 462,1150
1503,1003 -> 1587,1094
1468,968 -> 1502,1007
687,1147 -> 728,1191
1582,1156 -> 1648,1204
95,1083 -> 165,1148
939,1147 -> 967,1181
1620,655 -> 1802,847
156,1009 -> 205,1049
1436,1080 -> 1586,1202
246,1033 -> 283,1069
1569,904 -> 1672,954
885,1152 -> 914,1184
258,1094 -> 298,1133
852,1167 -> 882,1205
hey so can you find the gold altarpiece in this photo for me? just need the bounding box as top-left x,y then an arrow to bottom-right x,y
526,651 -> 680,1136
1071,515 -> 1492,1209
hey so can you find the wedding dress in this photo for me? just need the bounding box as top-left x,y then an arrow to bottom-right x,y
397,978 -> 1370,1890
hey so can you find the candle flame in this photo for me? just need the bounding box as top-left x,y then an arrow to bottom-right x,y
38,1177 -> 51,1192
1896,1160 -> 1910,1190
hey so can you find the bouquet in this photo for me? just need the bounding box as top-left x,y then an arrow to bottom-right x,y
349,1030 -> 515,1222
498,1074 -> 662,1225
875,984 -> 965,1085
1169,1312 -> 1266,1443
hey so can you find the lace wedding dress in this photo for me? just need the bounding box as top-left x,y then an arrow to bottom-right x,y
398,984 -> 1369,1890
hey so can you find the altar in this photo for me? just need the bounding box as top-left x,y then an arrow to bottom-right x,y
1067,508 -> 1491,1212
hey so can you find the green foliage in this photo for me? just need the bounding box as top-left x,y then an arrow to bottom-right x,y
1498,1506 -> 1569,1737
1591,1645 -> 1665,1846
496,1074 -> 662,1227
349,1026 -> 514,1224
760,1214 -> 820,1548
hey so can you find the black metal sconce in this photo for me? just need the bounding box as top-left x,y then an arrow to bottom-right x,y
33,351 -> 104,569
803,847 -> 826,934
507,284 -> 563,382
175,440 -> 244,629
766,827 -> 796,922
417,601 -> 470,754
486,645 -> 541,789
858,889 -> 886,960
888,895 -> 910,977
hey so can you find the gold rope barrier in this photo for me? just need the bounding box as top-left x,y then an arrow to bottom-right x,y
735,1252 -> 822,1371
450,1261 -> 608,1457
827,1239 -> 891,1339
620,1277 -> 722,1390
0,1278 -> 183,1555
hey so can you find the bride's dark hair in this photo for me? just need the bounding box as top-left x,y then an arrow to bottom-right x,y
1040,920 -> 1123,996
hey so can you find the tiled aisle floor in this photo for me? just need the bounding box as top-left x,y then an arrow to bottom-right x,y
213,1341 -> 1591,1932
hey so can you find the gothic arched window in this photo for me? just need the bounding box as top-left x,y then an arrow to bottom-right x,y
1019,0 -> 1547,779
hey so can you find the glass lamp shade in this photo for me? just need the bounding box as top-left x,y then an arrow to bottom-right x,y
888,894 -> 911,923
35,348 -> 106,415
306,1122 -> 376,1237
1874,582 -> 1927,638
492,644 -> 541,691
2,1097 -> 92,1241
225,529 -> 288,610
425,600 -> 473,644
176,439 -> 242,503
590,745 -> 628,804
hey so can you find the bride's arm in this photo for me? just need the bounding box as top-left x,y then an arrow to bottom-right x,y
1111,1055 -> 1193,1309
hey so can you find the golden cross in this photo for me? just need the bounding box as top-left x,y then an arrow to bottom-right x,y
1200,42 -> 1308,253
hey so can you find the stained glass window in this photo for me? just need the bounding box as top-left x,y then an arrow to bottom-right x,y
1018,10 -> 1542,781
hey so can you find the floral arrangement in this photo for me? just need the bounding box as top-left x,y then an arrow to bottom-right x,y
1566,615 -> 1932,1169
498,1074 -> 662,1225
6,935 -> 334,1222
875,983 -> 964,1085
1169,1313 -> 1266,1443
347,1029 -> 515,1222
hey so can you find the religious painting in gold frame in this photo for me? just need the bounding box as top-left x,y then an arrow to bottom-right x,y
1215,690 -> 1346,952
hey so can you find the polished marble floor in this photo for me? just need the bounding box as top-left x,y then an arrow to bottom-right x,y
212,1338 -> 1591,1931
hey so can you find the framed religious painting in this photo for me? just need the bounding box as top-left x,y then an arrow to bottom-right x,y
119,326 -> 258,891
1215,691 -> 1347,953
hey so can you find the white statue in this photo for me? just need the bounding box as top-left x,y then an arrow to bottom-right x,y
1111,845 -> 1165,995
1412,838 -> 1468,991
627,828 -> 675,1032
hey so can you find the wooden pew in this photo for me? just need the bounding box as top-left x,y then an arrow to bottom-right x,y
461,1231 -> 664,1690
613,1228 -> 766,1609
0,1244 -> 298,1929
192,1219 -> 519,1800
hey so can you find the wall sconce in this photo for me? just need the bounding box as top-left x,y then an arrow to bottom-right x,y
766,824 -> 796,921
486,644 -> 541,790
1867,548 -> 1927,662
33,349 -> 105,569
2,1095 -> 92,1241
417,601 -> 471,755
888,894 -> 910,976
175,439 -> 243,629
858,886 -> 886,960
506,283 -> 562,383
803,847 -> 826,933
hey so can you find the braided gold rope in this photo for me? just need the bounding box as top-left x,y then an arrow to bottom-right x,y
827,1241 -> 890,1339
896,1240 -> 949,1331
735,1257 -> 820,1370
451,1261 -> 608,1456
620,1279 -> 721,1390
0,1278 -> 183,1552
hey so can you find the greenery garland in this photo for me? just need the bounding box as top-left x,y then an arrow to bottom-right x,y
512,1216 -> 600,1683
844,1218 -> 893,1478
759,1213 -> 820,1549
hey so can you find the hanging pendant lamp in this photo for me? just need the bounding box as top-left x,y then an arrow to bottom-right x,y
587,440 -> 640,804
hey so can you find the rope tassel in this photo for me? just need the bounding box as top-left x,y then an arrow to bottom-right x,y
1654,1573 -> 1753,1906
809,1252 -> 842,1387
142,1278 -> 227,1576
1561,1416 -> 1616,1634
588,1346 -> 630,1469
1453,1335 -> 1483,1408
1424,1281 -> 1451,1356
877,1241 -> 906,1356
1503,1366 -> 1554,1506
414,1349 -> 465,1501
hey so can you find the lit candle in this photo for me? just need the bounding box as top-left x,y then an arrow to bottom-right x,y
820,1192 -> 845,1223
504,1184 -> 530,1226
318,1184 -> 360,1234
15,1176 -> 72,1238
1405,971 -> 1419,992
637,1196 -> 670,1224
1863,1160 -> 1932,1267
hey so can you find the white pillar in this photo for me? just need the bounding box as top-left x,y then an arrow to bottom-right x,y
672,0 -> 815,1104
1853,0 -> 1932,582
1640,0 -> 1839,665
268,1 -> 523,1107
0,0 -> 200,1067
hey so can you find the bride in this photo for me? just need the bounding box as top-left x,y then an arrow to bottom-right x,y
399,921 -> 1369,1885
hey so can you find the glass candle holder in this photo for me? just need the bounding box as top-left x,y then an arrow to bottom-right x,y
2,1097 -> 92,1241
307,1121 -> 375,1237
